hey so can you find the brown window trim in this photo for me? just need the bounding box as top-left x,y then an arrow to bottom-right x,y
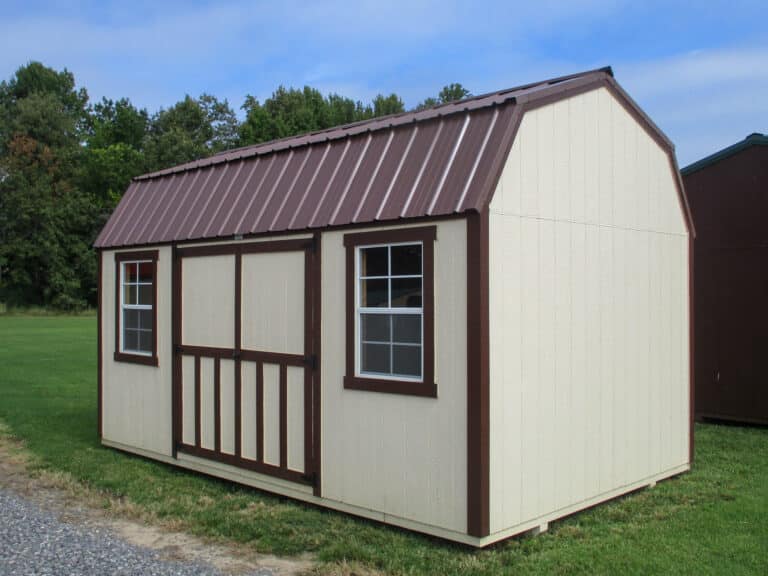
343,226 -> 436,398
114,250 -> 159,366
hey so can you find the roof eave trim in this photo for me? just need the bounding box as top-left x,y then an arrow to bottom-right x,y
681,135 -> 768,175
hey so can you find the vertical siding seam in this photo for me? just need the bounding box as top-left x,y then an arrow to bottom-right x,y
288,143 -> 332,230
455,109 -> 500,212
400,122 -> 445,217
330,134 -> 373,225
352,131 -> 394,222
308,139 -> 351,228
375,127 -> 419,221
427,113 -> 471,216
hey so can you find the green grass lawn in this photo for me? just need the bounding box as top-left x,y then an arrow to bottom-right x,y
1,315 -> 767,575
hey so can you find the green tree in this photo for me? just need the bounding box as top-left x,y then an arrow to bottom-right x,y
372,93 -> 405,116
0,62 -> 95,309
239,87 -> 405,146
438,83 -> 471,103
88,97 -> 149,150
79,97 -> 148,209
239,86 -> 331,145
143,94 -> 238,171
326,93 -> 370,127
415,83 -> 472,110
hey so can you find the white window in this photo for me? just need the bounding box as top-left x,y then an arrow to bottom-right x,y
120,260 -> 154,355
356,243 -> 423,380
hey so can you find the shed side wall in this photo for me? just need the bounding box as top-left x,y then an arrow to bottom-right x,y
488,86 -> 690,534
684,145 -> 768,424
102,245 -> 173,455
321,219 -> 468,533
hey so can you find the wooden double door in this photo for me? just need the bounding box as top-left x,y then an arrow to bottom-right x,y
172,237 -> 320,490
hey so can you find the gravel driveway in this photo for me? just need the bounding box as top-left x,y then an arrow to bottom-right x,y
0,488 -> 275,576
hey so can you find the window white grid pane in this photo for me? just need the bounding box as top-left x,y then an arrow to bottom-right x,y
121,260 -> 153,355
357,244 -> 423,380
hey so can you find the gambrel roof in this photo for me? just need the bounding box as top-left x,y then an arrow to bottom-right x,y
95,66 -> 682,248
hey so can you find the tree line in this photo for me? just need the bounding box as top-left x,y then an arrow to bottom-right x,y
0,62 -> 470,309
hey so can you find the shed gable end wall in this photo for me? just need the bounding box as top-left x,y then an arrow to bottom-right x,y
487,86 -> 691,535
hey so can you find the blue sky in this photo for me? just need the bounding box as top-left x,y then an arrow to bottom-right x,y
1,0 -> 766,165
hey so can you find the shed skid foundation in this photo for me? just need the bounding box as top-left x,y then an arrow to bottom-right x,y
102,439 -> 688,548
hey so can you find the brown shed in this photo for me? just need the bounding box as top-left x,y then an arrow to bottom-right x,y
683,133 -> 768,425
95,67 -> 693,546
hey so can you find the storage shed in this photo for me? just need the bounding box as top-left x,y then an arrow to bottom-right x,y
682,133 -> 768,425
95,67 -> 693,546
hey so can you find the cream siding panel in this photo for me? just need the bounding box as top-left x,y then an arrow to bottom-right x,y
583,91 -> 600,224
181,355 -> 196,445
241,252 -> 305,355
569,223 -> 589,502
321,219 -> 467,533
200,357 -> 215,450
612,96 -> 628,230
519,111 -> 539,217
582,226 -> 601,498
537,219 -> 557,513
220,359 -> 236,455
553,101 -> 571,221
101,245 -> 173,456
240,362 -> 258,460
553,221 -> 572,509
181,255 -> 235,348
518,217 -> 539,522
287,366 -> 305,473
537,104 -> 555,220
569,95 -> 586,224
262,363 -> 281,467
488,86 -> 690,535
597,91 -> 614,227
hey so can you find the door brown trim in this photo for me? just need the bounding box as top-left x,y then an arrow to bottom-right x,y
172,245 -> 181,457
235,251 -> 242,458
172,237 -> 321,488
311,232 -> 322,496
279,363 -> 288,469
467,210 -> 490,538
256,360 -> 264,463
178,443 -> 312,485
176,238 -> 312,258
194,355 -> 201,448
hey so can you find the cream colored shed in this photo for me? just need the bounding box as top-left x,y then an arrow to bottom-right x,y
95,67 -> 693,547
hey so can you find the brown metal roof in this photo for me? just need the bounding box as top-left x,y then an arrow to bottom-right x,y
96,67 -> 616,248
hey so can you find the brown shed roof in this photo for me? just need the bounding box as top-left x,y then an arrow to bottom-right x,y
95,67 -> 648,248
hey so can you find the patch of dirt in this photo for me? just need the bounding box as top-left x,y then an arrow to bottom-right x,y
0,425 -> 314,575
